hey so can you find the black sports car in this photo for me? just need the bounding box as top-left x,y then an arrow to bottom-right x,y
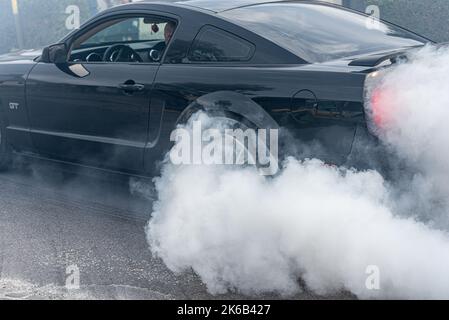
0,0 -> 431,175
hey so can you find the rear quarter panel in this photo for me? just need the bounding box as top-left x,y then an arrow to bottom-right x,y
150,62 -> 369,167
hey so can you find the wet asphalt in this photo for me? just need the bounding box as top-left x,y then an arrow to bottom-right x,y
0,157 -> 352,300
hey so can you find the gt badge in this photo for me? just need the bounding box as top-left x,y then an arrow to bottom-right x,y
9,102 -> 19,110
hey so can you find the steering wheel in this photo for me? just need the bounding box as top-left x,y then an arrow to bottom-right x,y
148,41 -> 167,62
103,44 -> 143,63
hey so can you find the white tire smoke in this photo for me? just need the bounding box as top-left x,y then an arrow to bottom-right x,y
146,45 -> 449,299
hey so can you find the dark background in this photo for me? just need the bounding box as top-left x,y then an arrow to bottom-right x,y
0,0 -> 96,54
1,0 -> 448,55
343,0 -> 449,42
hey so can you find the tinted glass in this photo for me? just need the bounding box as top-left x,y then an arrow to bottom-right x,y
220,3 -> 427,63
69,16 -> 177,63
83,17 -> 167,47
189,26 -> 255,62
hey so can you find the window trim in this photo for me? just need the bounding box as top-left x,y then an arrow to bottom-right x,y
185,24 -> 256,64
67,13 -> 179,66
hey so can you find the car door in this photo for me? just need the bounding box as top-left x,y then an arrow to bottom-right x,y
25,14 -> 175,173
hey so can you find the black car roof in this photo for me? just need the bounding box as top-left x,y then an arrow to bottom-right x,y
176,0 -> 300,13
118,1 -> 326,15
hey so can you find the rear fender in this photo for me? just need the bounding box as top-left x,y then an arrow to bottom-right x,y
176,91 -> 279,130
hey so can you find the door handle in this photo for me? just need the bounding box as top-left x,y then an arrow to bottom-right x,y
118,81 -> 145,93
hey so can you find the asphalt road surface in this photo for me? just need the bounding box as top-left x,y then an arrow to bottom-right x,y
0,157 -> 352,300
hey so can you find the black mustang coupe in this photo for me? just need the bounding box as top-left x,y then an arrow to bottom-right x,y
0,0 -> 430,175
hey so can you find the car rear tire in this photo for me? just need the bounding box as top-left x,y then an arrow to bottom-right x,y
178,110 -> 278,175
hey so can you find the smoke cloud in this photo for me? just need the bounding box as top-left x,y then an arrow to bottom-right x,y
146,44 -> 449,299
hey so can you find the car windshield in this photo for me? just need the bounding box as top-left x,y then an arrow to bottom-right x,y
220,2 -> 427,63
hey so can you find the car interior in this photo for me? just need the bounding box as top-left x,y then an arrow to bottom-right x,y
69,16 -> 177,63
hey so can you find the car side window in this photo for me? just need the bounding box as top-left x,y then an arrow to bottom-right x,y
188,26 -> 255,63
69,16 -> 177,63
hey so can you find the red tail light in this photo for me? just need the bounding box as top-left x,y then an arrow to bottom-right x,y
370,88 -> 392,129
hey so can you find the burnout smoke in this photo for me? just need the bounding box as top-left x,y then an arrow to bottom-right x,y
146,45 -> 449,299
366,44 -> 449,225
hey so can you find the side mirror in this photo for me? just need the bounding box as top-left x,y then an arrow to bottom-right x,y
40,43 -> 68,64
